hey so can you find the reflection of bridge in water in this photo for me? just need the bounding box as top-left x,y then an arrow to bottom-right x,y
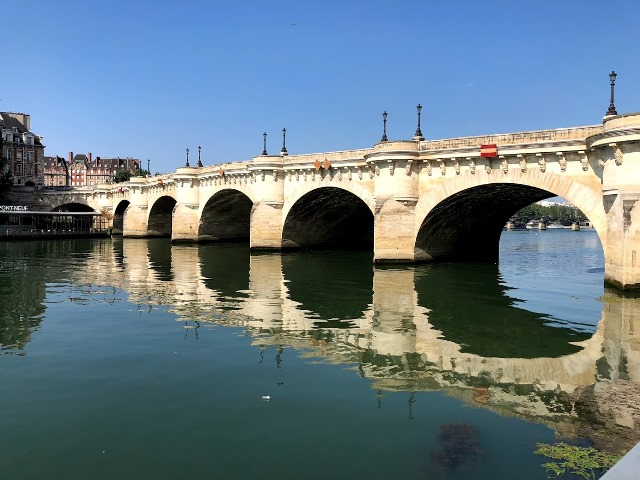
77,239 -> 640,450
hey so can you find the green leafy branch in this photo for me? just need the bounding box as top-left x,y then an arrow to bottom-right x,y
534,442 -> 622,479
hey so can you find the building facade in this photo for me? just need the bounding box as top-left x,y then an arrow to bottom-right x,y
64,152 -> 141,186
43,156 -> 69,187
0,112 -> 45,186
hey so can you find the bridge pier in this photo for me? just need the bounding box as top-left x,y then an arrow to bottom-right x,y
168,170 -> 200,243
366,141 -> 420,262
374,198 -> 417,262
590,114 -> 640,290
172,202 -> 199,243
122,204 -> 149,237
248,159 -> 285,250
250,201 -> 283,249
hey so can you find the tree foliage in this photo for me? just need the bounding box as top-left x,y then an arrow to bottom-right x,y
534,442 -> 622,479
0,130 -> 14,201
113,169 -> 133,183
512,203 -> 586,224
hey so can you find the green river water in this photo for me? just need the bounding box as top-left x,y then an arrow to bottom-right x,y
1,229 -> 638,479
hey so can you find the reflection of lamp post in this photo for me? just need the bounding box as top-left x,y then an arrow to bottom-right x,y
197,145 -> 203,168
606,70 -> 618,116
185,148 -> 190,167
413,104 -> 424,140
262,132 -> 268,155
381,111 -> 388,142
280,128 -> 287,155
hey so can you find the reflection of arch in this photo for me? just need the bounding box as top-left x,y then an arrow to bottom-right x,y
148,196 -> 176,237
413,262 -> 593,358
147,238 -> 173,281
199,189 -> 253,242
112,200 -> 130,235
281,251 -> 373,324
282,187 -> 374,250
414,173 -> 605,262
198,243 -> 250,303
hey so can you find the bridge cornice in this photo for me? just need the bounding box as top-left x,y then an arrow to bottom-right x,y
587,128 -> 640,149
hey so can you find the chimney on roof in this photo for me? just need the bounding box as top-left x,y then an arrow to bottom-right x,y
69,151 -> 73,163
88,152 -> 92,164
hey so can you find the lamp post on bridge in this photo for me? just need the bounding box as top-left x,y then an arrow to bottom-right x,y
197,145 -> 203,168
147,158 -> 150,176
280,128 -> 288,156
413,104 -> 424,141
606,70 -> 618,116
381,111 -> 388,142
185,148 -> 190,167
262,132 -> 268,156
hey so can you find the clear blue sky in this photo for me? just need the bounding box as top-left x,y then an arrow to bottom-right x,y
2,0 -> 638,174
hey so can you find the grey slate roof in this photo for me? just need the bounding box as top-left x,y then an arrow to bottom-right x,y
0,113 -> 27,133
0,112 -> 44,146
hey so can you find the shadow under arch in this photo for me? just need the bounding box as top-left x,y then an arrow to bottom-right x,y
148,196 -> 176,237
199,189 -> 252,242
416,184 -> 554,262
413,262 -> 594,358
51,202 -> 94,213
281,250 -> 374,326
112,200 -> 130,235
282,187 -> 374,250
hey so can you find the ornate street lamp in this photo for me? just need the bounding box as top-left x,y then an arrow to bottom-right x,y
185,148 -> 190,167
381,111 -> 388,142
262,132 -> 268,156
281,128 -> 288,155
414,104 -> 424,141
197,145 -> 203,168
606,70 -> 618,116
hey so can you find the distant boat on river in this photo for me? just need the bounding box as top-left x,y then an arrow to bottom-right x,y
546,222 -> 564,229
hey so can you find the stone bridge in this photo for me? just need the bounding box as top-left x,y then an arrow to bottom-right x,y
18,112 -> 640,289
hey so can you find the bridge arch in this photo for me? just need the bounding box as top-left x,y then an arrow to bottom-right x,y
282,185 -> 375,250
50,202 -> 94,212
199,189 -> 253,242
148,195 -> 177,237
283,182 -> 376,221
112,200 -> 130,235
414,171 -> 605,262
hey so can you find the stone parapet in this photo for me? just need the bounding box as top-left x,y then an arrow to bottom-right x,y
422,125 -> 602,150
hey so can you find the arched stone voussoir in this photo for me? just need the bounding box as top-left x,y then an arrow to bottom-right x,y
198,186 -> 257,217
283,182 -> 376,221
